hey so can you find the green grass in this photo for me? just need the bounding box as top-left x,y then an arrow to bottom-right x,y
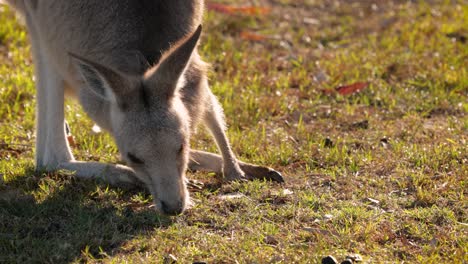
1,0 -> 467,263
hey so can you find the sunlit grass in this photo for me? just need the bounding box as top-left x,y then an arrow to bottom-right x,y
1,1 -> 467,263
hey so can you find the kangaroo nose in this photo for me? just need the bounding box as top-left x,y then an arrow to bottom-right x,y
160,201 -> 184,216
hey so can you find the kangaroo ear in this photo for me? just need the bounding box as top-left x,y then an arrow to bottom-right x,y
144,25 -> 202,99
70,53 -> 127,105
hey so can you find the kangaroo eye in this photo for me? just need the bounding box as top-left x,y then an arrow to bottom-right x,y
127,152 -> 144,164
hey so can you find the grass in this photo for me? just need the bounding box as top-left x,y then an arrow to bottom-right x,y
0,0 -> 467,263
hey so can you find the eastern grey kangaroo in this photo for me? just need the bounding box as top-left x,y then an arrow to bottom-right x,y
5,0 -> 283,215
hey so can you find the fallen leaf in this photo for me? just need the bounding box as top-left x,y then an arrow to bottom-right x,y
320,88 -> 336,95
67,135 -> 76,147
206,3 -> 270,16
206,3 -> 234,14
240,31 -> 267,41
336,82 -> 369,95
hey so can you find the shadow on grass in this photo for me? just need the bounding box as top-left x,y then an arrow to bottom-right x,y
0,167 -> 173,263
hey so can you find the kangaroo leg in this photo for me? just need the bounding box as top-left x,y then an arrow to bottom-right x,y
25,10 -> 49,167
202,91 -> 247,181
189,150 -> 284,182
26,14 -> 140,188
202,89 -> 284,182
33,56 -> 140,187
26,12 -> 73,168
57,161 -> 142,188
34,57 -> 140,187
39,64 -> 75,167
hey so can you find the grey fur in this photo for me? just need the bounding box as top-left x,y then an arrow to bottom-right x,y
6,0 -> 283,215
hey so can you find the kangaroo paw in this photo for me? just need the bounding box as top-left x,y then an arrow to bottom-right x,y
240,163 -> 285,183
223,166 -> 248,182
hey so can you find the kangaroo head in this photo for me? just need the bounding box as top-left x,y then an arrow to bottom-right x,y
71,26 -> 202,215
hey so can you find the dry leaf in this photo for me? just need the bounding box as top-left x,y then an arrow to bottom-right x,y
240,31 -> 267,41
67,135 -> 76,147
336,82 -> 369,95
320,88 -> 336,95
206,2 -> 270,16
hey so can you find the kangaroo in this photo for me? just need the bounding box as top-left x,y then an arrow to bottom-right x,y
5,0 -> 283,215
